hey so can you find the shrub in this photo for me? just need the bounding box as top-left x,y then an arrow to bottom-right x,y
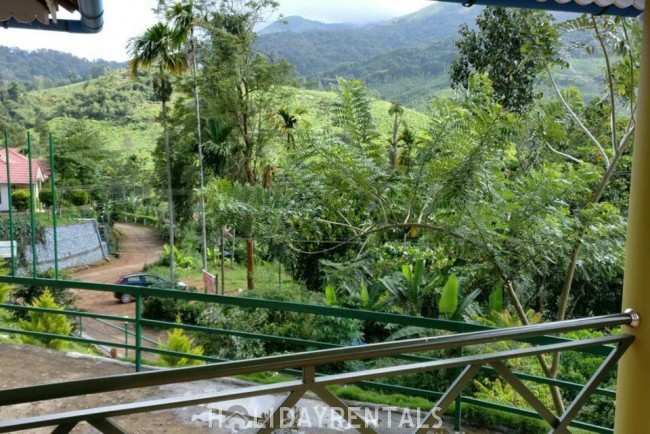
68,189 -> 90,206
38,189 -> 58,208
11,190 -> 30,212
143,297 -> 203,325
18,290 -> 72,350
157,328 -> 205,367
160,244 -> 194,269
12,270 -> 76,319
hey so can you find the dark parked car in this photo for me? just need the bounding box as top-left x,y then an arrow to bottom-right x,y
113,273 -> 187,303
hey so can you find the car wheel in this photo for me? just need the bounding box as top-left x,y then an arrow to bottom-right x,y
120,293 -> 133,304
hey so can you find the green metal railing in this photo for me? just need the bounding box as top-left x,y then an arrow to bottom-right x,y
0,276 -> 636,433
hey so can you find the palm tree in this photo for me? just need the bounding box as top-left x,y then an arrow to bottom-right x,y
277,107 -> 305,148
167,0 -> 210,272
128,22 -> 186,285
388,101 -> 404,171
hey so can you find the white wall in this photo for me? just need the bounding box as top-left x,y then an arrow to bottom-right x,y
0,184 -> 8,212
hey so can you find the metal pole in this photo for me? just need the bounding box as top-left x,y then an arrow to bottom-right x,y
135,295 -> 142,372
614,11 -> 650,432
124,321 -> 129,358
49,133 -> 59,280
3,132 -> 15,276
454,347 -> 463,430
220,227 -> 225,295
27,133 -> 37,278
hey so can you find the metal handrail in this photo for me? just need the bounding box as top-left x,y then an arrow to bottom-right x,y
0,330 -> 633,433
0,276 -> 636,433
0,313 -> 634,406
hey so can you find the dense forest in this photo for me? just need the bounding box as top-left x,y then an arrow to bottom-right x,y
0,0 -> 643,431
0,46 -> 124,88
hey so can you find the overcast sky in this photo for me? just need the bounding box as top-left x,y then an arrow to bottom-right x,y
0,0 -> 431,62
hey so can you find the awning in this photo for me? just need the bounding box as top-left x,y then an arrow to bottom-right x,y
0,0 -> 103,33
437,0 -> 645,17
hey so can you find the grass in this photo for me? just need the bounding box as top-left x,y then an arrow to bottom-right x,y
145,259 -> 296,294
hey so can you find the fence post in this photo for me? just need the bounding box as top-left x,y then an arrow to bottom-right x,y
124,321 -> 129,358
27,133 -> 37,277
3,131 -> 16,277
454,347 -> 463,430
49,133 -> 59,280
135,295 -> 142,372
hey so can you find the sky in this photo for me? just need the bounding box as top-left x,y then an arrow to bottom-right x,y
0,0 -> 431,62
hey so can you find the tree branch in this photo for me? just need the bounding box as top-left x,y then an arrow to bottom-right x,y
547,66 -> 610,167
591,16 -> 618,156
544,142 -> 585,164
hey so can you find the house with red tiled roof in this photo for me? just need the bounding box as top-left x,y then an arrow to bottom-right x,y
0,148 -> 47,212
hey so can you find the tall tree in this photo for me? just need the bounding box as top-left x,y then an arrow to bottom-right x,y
167,0 -> 210,271
201,0 -> 292,185
128,22 -> 187,284
449,7 -> 562,113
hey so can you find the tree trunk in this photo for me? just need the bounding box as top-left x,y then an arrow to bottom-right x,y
246,237 -> 254,291
191,28 -> 208,272
163,99 -> 175,284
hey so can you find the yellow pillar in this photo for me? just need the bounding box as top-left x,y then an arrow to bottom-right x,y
614,11 -> 650,433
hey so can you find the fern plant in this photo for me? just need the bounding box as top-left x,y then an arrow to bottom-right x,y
157,328 -> 205,367
19,290 -> 72,350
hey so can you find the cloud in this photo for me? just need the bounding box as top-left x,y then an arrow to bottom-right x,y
276,0 -> 431,23
1,0 -> 430,61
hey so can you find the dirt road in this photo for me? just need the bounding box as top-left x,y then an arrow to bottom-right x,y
72,222 -> 164,317
71,223 -> 165,356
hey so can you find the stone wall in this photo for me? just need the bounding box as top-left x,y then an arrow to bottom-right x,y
23,220 -> 108,273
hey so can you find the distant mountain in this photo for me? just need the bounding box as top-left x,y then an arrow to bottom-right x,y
0,46 -> 124,88
259,16 -> 356,35
256,3 -> 481,77
257,4 -> 604,112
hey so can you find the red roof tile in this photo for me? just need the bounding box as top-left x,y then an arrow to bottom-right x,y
0,148 -> 46,185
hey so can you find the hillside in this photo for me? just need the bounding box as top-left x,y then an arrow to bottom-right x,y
256,3 -> 481,77
0,46 -> 124,88
257,5 -> 608,111
259,16 -> 356,35
5,70 -> 427,167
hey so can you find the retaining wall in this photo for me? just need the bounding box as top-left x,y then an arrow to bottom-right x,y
23,220 -> 108,273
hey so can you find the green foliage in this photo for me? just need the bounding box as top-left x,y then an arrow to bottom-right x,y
157,327 -> 205,367
488,283 -> 504,314
0,279 -> 11,304
18,289 -> 72,350
11,190 -> 30,212
12,270 -> 75,318
0,46 -> 121,87
160,244 -> 194,269
450,7 -> 563,112
438,274 -> 459,316
143,298 -> 203,325
332,78 -> 376,146
38,189 -> 57,208
67,189 -> 90,206
197,286 -> 363,360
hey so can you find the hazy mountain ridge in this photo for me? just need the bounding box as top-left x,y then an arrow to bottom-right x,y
257,4 -> 482,77
259,16 -> 357,35
0,46 -> 125,88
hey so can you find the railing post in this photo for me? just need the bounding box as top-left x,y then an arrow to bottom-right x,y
615,10 -> 650,433
49,133 -> 59,280
78,315 -> 83,336
3,131 -> 16,277
135,295 -> 142,372
124,320 -> 129,358
454,347 -> 463,431
27,133 -> 37,277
